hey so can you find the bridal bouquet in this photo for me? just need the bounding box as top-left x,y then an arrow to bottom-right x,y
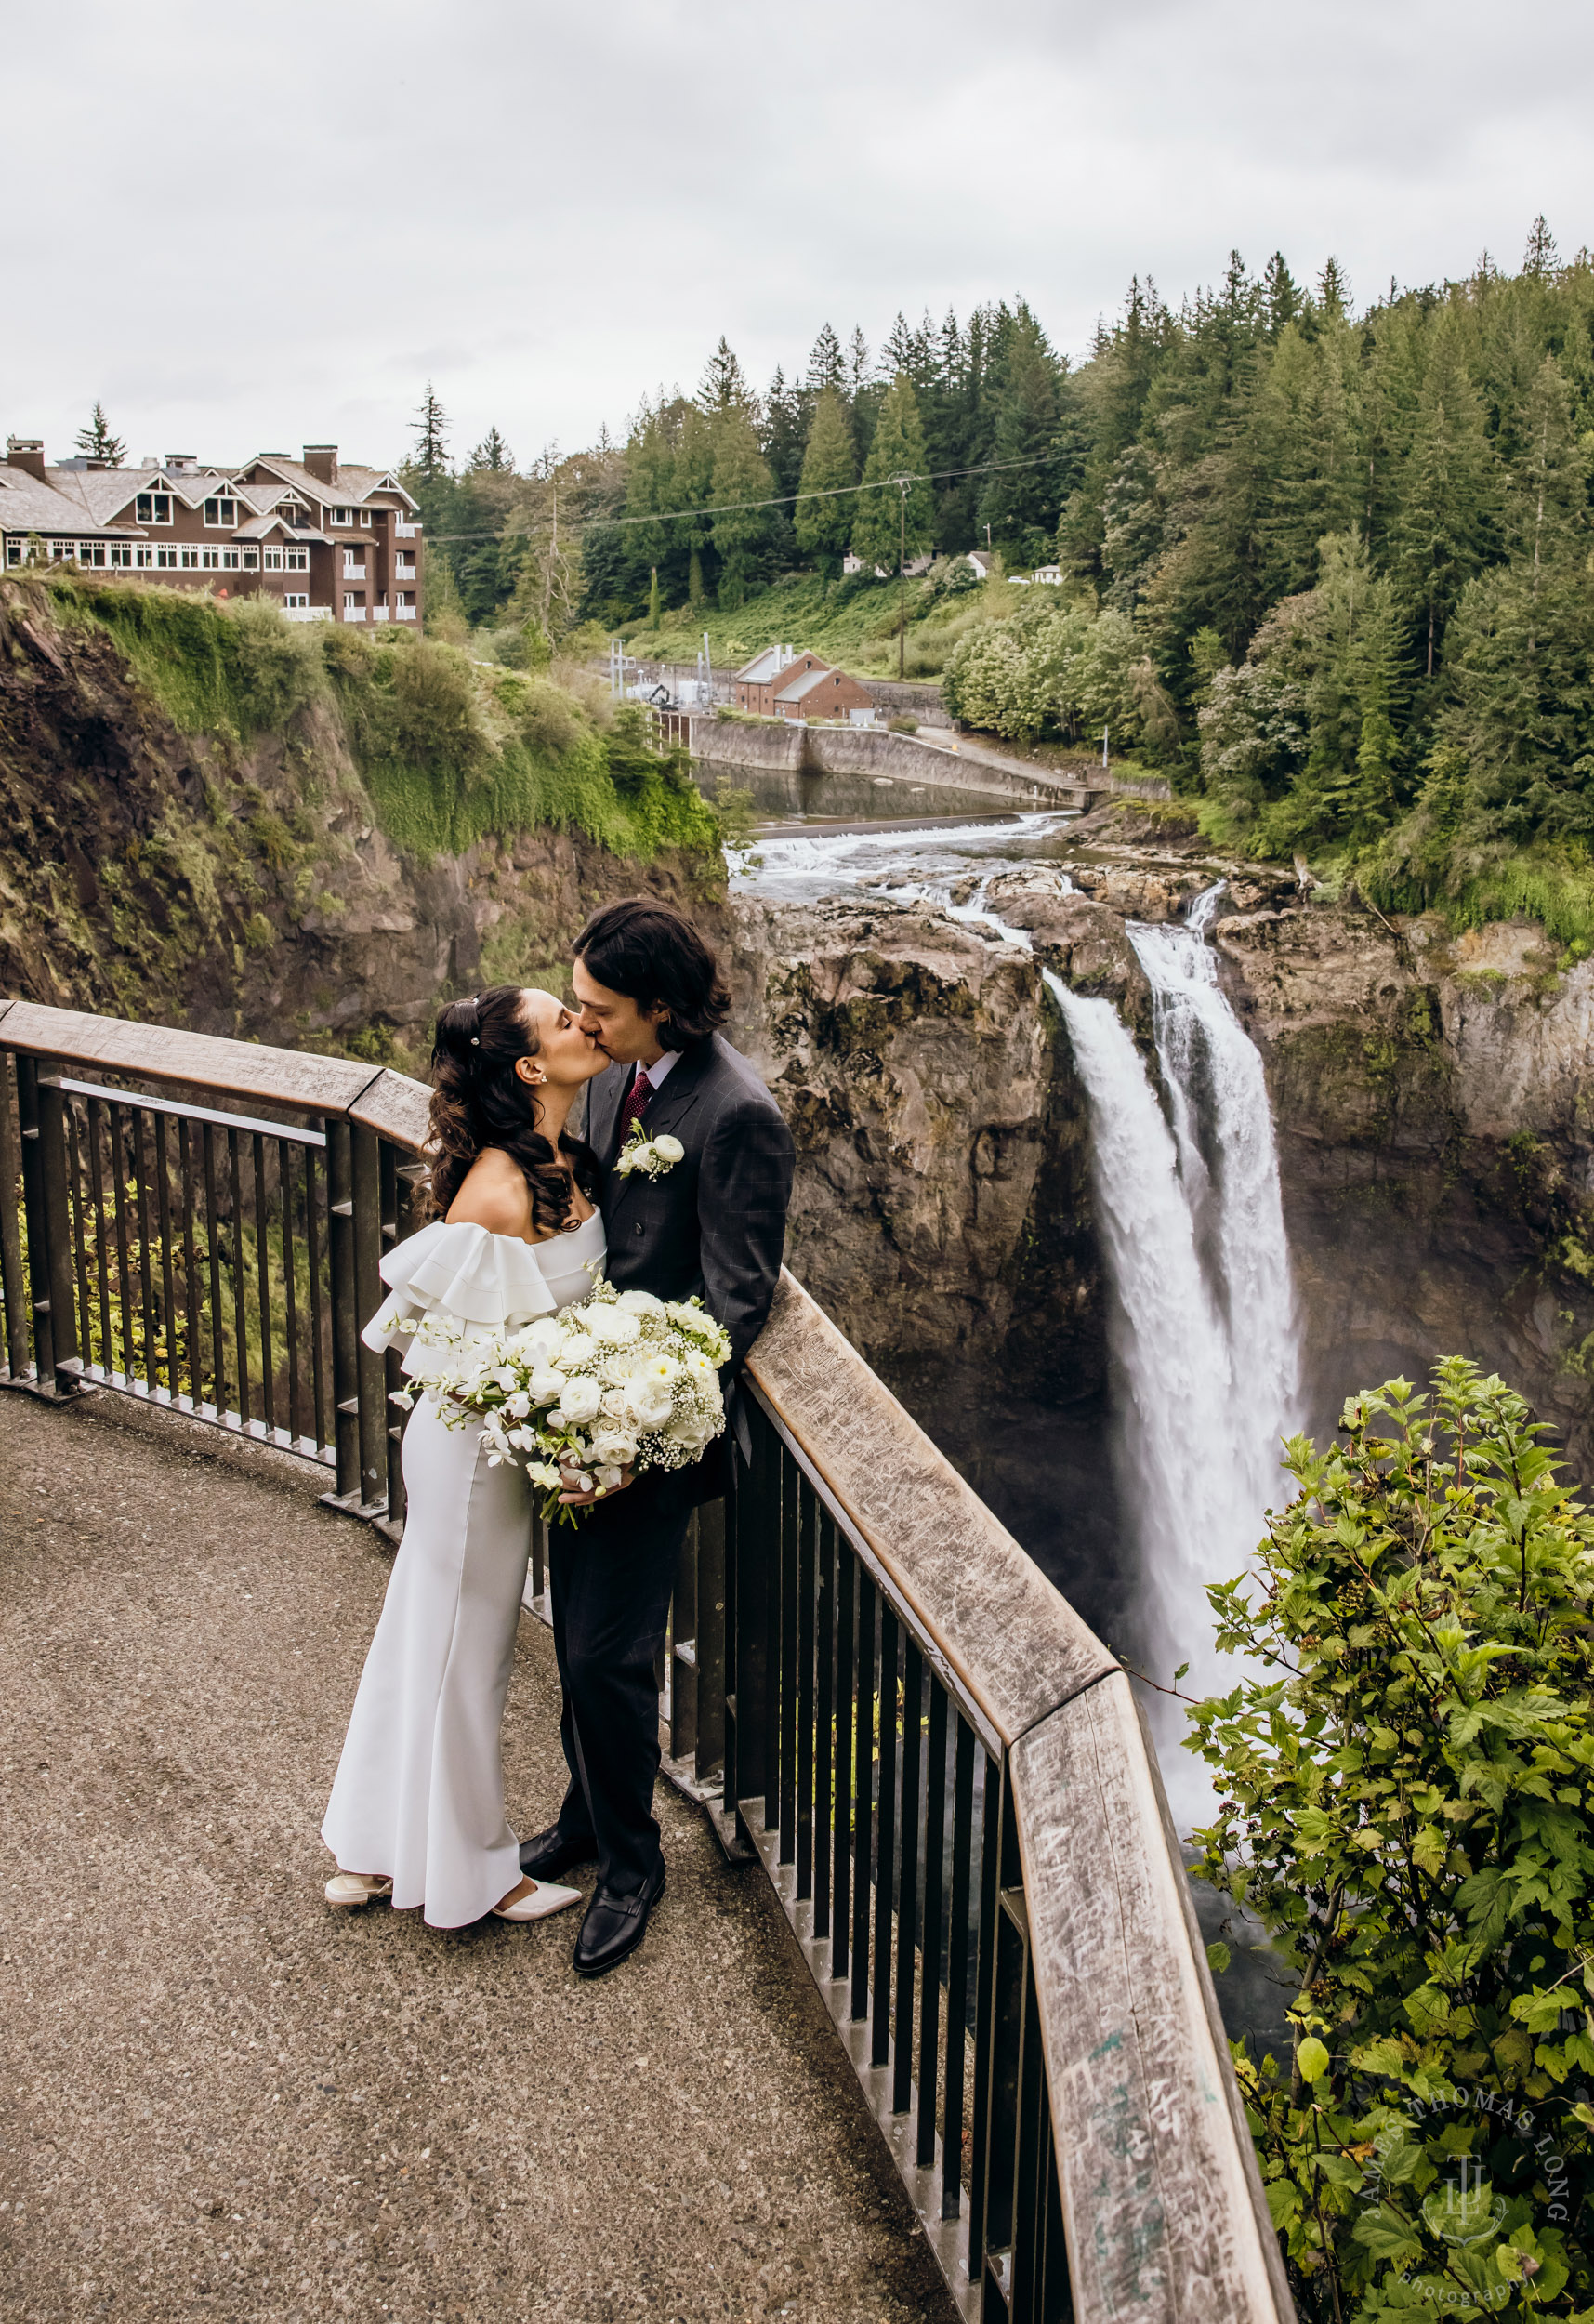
403,1275 -> 731,1525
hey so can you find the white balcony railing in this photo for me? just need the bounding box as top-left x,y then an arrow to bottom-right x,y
395,522 -> 421,538
282,605 -> 333,623
394,559 -> 416,578
395,604 -> 418,622
342,561 -> 368,580
371,606 -> 389,624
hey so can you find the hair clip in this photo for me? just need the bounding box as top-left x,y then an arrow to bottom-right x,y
470,1037 -> 481,1046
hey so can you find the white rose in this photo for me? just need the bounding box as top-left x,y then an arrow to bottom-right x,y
558,1332 -> 597,1369
586,1310 -> 642,1349
651,1133 -> 685,1165
555,1376 -> 602,1425
622,1384 -> 675,1432
616,1289 -> 666,1316
528,1367 -> 566,1403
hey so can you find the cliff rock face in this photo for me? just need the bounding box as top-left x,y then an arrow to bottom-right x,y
0,583 -> 717,1060
1215,902 -> 1594,1468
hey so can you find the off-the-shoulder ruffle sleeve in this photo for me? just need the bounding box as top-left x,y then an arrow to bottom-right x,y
362,1220 -> 558,1379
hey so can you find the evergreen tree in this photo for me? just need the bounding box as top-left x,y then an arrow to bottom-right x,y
74,402 -> 125,464
413,382 -> 450,479
709,406 -> 776,608
468,426 -> 513,472
976,302 -> 1064,561
761,365 -> 809,498
1261,252 -> 1300,339
850,375 -> 931,574
674,403 -> 718,607
1391,319 -> 1495,674
794,386 -> 857,586
806,323 -> 844,395
1522,215 -> 1560,278
699,337 -> 752,415
845,327 -> 872,398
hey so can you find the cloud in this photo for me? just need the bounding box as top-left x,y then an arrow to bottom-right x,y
3,0 -> 1588,466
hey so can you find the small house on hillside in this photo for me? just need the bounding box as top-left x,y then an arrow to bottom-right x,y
1031,564 -> 1063,585
772,664 -> 876,723
734,644 -> 828,715
841,553 -> 889,578
965,548 -> 998,581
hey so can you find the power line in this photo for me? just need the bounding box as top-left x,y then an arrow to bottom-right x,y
417,448 -> 1060,546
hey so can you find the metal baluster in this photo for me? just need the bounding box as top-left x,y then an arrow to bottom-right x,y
0,1054 -> 29,1382
772,1447 -> 795,1849
763,1438 -> 784,1834
304,1141 -> 328,1457
132,1110 -> 158,1393
1010,1949 -> 1047,2324
850,1567 -> 875,2022
872,1604 -> 898,2067
381,1148 -> 413,1525
831,1542 -> 855,1984
671,1512 -> 699,1766
201,1123 -> 226,1416
282,1142 -> 302,1446
253,1131 -> 274,1436
351,1123 -> 385,1508
942,1714 -> 975,2221
177,1119 -> 203,1410
694,1497 -> 726,1789
892,1638 -> 923,2113
228,1128 -> 250,1430
968,1751 -> 1007,2273
324,1119 -> 359,1498
86,1100 -> 113,1383
795,1475 -> 816,1900
152,1116 -> 178,1399
813,1512 -> 834,1941
729,1406 -> 771,1816
66,1101 -> 94,1367
918,1681 -> 948,2170
109,1108 -> 135,1382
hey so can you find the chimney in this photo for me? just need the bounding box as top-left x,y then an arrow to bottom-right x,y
165,453 -> 196,473
6,437 -> 46,482
303,444 -> 337,486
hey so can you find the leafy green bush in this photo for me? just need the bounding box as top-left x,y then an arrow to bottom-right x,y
1189,1360 -> 1594,2318
887,714 -> 918,733
227,595 -> 327,730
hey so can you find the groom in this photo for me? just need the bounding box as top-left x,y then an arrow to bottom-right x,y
519,897 -> 796,1976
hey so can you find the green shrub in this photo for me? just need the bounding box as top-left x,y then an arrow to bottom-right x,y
227,595 -> 327,729
1189,1360 -> 1594,2318
887,714 -> 918,733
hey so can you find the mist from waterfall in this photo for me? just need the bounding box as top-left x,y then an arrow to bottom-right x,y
1044,887 -> 1302,1832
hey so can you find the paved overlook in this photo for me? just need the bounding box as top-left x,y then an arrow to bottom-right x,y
0,1389 -> 957,2324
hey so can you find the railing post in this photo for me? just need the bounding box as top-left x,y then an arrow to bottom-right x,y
351,1121 -> 387,1514
15,1060 -> 83,1397
0,1052 -> 33,1382
324,1117 -> 360,1501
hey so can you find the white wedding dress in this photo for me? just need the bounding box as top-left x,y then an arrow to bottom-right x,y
321,1209 -> 606,1928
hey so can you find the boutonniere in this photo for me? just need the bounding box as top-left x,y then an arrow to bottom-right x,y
613,1122 -> 686,1181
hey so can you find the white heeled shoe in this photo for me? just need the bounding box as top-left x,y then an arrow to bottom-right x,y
492,1880 -> 582,1922
325,1871 -> 394,1908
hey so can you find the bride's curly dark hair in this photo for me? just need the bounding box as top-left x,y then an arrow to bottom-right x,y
426,986 -> 598,1232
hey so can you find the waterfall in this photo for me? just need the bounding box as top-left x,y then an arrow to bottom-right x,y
1045,886 -> 1301,1832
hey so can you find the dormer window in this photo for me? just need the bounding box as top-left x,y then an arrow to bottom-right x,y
203,497 -> 237,528
135,493 -> 172,524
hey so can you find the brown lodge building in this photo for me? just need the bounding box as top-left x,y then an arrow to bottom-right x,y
0,439 -> 422,627
733,643 -> 875,722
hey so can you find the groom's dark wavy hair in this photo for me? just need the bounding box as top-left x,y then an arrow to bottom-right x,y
573,898 -> 731,1051
427,985 -> 599,1226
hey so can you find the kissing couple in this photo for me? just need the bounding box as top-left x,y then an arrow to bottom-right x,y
320,898 -> 796,1976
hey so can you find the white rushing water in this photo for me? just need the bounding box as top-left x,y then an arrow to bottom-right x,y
1048,887 -> 1301,1830
732,812 -> 1072,905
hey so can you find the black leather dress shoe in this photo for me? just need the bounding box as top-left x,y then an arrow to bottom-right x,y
518,1825 -> 597,1882
572,1860 -> 665,1979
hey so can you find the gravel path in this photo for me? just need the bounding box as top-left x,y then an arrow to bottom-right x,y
0,1388 -> 957,2324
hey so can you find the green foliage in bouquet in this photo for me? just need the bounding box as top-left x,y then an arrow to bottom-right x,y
1188,1359 -> 1594,2319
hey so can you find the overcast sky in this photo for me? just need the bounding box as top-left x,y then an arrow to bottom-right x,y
7,0 -> 1590,475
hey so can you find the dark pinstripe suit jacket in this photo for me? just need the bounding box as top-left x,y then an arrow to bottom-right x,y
582,1035 -> 796,1370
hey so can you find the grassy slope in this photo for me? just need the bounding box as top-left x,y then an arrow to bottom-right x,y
619,570 -> 1032,682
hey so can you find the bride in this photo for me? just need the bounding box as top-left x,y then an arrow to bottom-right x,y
321,984 -> 609,1928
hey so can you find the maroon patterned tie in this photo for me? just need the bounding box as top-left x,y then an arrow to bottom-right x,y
615,1065 -> 652,1143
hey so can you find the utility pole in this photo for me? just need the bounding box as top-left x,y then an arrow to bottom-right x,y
1101,725 -> 1110,771
894,475 -> 910,682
